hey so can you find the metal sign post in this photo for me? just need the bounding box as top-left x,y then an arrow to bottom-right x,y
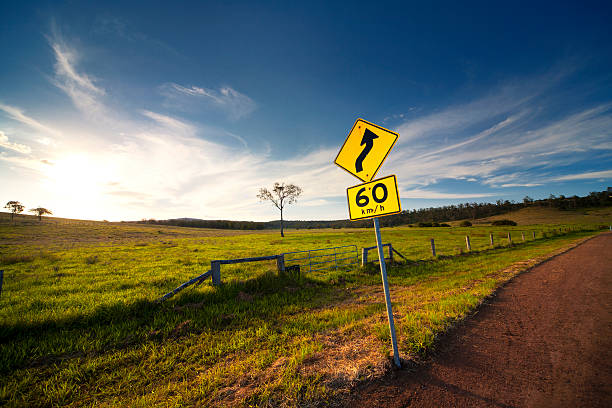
373,218 -> 401,367
335,117 -> 402,368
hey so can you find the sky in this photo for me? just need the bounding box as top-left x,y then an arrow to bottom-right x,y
1,1 -> 611,222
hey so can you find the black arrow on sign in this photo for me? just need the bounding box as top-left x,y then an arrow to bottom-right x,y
355,128 -> 378,173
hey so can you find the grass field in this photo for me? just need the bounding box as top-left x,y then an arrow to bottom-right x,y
470,205 -> 612,225
0,211 -> 608,407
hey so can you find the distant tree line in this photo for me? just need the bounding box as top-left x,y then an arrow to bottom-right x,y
137,190 -> 612,230
139,218 -> 267,230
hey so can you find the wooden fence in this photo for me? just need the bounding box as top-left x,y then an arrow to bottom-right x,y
158,227 -> 588,302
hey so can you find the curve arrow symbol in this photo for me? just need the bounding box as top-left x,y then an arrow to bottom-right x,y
355,128 -> 378,173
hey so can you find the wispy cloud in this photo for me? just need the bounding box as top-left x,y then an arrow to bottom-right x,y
0,103 -> 62,138
47,30 -> 107,118
0,130 -> 31,154
0,35 -> 334,220
388,77 -> 612,190
553,170 -> 612,181
0,151 -> 49,173
161,83 -> 256,120
140,110 -> 195,134
499,183 -> 543,188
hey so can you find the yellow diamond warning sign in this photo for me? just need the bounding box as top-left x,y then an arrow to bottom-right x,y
334,118 -> 399,182
346,175 -> 401,220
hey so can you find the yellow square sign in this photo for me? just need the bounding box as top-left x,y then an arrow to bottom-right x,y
346,175 -> 401,220
334,118 -> 399,182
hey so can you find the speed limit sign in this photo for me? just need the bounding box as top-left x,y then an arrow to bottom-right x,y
346,175 -> 401,220
335,118 -> 402,368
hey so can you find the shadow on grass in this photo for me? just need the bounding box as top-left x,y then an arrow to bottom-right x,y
0,271 -> 345,374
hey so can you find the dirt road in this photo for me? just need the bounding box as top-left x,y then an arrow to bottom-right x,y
348,233 -> 612,407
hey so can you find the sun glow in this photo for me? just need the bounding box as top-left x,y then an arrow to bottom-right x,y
41,153 -> 118,219
47,154 -> 108,191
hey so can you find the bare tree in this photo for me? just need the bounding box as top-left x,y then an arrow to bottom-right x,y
29,207 -> 53,221
257,182 -> 302,237
4,201 -> 24,221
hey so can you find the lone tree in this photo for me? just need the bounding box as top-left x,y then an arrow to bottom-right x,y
257,182 -> 302,237
29,207 -> 53,221
4,201 -> 24,221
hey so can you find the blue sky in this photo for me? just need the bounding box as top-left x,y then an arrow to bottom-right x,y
1,1 -> 611,221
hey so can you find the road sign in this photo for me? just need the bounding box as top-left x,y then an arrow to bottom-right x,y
334,118 -> 399,182
346,175 -> 401,221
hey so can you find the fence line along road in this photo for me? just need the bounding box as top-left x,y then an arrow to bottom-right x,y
156,227 -> 591,303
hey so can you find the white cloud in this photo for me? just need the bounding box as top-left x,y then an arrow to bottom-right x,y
50,41 -> 104,95
499,183 -> 543,188
395,83 -> 537,144
553,170 -> 612,181
0,131 -> 31,154
48,33 -> 107,118
388,83 -> 612,190
161,83 -> 256,120
0,103 -> 62,138
141,110 -> 195,134
0,151 -> 49,173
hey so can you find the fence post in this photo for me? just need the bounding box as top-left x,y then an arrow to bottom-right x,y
0,270 -> 3,298
507,232 -> 512,245
465,236 -> 471,251
532,231 -> 536,240
388,244 -> 394,263
521,232 -> 525,241
308,251 -> 312,273
211,261 -> 221,286
430,238 -> 436,257
276,254 -> 285,274
489,233 -> 494,246
361,247 -> 368,266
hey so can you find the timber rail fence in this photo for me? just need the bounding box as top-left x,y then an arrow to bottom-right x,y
157,226 -> 598,302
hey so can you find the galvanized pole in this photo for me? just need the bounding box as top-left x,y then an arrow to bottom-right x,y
0,270 -> 3,298
430,238 -> 436,257
373,218 -> 401,368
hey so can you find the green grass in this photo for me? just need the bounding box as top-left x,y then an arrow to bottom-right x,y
0,218 -> 606,407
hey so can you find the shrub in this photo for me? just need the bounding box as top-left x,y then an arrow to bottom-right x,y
439,223 -> 451,227
459,220 -> 472,227
84,255 -> 99,265
491,219 -> 517,226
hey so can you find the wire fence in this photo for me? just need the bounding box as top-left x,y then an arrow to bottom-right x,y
283,245 -> 359,273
